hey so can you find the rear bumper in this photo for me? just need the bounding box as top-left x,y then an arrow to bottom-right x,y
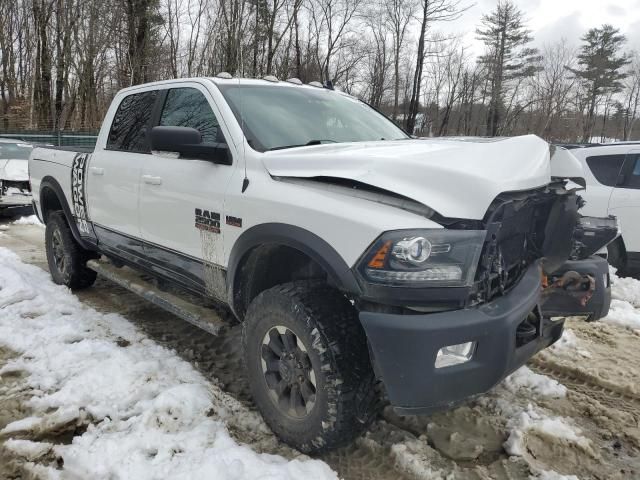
360,261 -> 563,415
0,193 -> 32,208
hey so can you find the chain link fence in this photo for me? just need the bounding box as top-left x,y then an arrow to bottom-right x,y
0,130 -> 99,147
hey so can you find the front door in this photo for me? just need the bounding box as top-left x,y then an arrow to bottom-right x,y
137,84 -> 237,298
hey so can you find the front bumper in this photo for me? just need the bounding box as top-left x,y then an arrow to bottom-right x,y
360,261 -> 563,415
542,256 -> 611,321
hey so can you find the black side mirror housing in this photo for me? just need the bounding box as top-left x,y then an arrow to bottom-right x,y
150,126 -> 232,165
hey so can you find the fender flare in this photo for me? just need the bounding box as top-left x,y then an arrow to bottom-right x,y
39,176 -> 94,250
226,223 -> 362,310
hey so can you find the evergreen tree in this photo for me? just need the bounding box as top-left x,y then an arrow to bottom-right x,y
567,25 -> 629,142
476,0 -> 540,136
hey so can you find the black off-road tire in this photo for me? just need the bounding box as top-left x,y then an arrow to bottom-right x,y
45,211 -> 97,289
242,281 -> 379,453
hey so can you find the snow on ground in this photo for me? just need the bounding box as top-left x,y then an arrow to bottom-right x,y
11,215 -> 44,227
501,366 -> 567,398
488,367 -> 589,460
0,246 -> 337,479
602,268 -> 640,330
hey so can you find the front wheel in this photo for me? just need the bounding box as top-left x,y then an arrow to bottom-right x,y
242,282 -> 379,453
45,211 -> 97,289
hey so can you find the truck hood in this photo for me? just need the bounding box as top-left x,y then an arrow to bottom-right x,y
262,135 -> 555,220
0,159 -> 28,181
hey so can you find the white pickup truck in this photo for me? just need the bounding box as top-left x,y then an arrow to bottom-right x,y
28,76 -> 617,453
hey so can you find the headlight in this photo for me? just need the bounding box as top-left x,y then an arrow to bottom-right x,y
358,229 -> 486,287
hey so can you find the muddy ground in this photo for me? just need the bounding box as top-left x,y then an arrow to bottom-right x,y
0,217 -> 639,479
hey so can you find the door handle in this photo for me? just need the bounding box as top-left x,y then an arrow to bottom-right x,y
90,167 -> 104,175
142,175 -> 162,185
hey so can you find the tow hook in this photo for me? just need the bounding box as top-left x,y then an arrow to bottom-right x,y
543,270 -> 596,307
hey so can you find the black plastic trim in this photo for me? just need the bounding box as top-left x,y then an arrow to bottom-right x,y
543,256 -> 611,321
39,176 -> 96,250
92,222 -> 219,296
359,261 -> 563,414
226,223 -> 362,306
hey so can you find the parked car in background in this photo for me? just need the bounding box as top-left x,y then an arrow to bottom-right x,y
0,138 -> 35,213
553,142 -> 640,275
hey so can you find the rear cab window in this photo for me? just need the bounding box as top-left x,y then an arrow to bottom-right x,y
107,90 -> 158,153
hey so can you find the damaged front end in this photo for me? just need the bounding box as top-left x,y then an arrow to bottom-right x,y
459,182 -> 617,331
541,216 -> 618,321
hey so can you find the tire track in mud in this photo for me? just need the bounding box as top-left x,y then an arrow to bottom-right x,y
530,356 -> 640,409
529,354 -> 640,463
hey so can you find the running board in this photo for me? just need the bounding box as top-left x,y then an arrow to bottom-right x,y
86,259 -> 226,335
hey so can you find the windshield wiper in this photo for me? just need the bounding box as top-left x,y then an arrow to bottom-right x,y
268,139 -> 337,151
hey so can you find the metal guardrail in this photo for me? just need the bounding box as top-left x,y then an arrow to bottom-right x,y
0,131 -> 99,147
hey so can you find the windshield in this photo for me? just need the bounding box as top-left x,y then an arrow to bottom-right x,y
218,84 -> 408,152
0,142 -> 33,160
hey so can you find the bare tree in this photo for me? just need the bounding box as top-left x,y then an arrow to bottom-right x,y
530,41 -> 577,140
405,0 -> 462,135
621,52 -> 640,140
385,0 -> 415,120
308,0 -> 362,84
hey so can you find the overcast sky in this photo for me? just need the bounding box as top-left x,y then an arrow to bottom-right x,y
444,0 -> 640,57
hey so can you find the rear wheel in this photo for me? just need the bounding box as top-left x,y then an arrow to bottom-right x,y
45,211 -> 97,289
242,282 -> 379,453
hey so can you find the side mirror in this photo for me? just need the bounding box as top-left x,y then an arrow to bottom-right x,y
616,172 -> 627,186
150,126 -> 232,165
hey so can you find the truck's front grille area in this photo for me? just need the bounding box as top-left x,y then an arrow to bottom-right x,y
471,188 -> 558,305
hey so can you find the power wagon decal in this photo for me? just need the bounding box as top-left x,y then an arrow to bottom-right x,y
71,153 -> 91,235
195,208 -> 221,233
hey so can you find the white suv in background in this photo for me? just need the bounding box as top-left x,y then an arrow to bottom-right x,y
553,142 -> 640,275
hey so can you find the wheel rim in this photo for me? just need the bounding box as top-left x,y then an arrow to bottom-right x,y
261,326 -> 317,419
51,228 -> 67,278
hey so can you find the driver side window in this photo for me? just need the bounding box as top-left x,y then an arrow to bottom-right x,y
159,88 -> 223,144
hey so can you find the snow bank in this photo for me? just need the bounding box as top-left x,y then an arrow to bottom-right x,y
610,268 -> 640,307
0,247 -> 336,479
603,269 -> 640,331
12,215 -> 44,227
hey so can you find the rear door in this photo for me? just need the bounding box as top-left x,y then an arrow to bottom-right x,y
609,149 -> 640,254
87,89 -> 158,260
581,152 -> 626,217
137,83 -> 237,297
